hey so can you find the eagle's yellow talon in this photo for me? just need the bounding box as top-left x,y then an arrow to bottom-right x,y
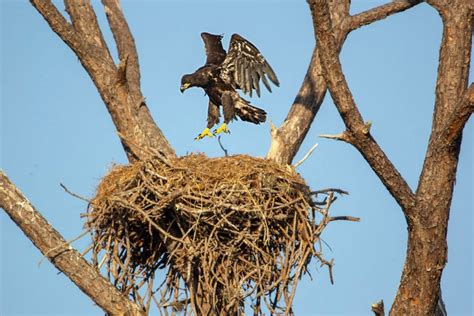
195,128 -> 214,140
214,123 -> 230,135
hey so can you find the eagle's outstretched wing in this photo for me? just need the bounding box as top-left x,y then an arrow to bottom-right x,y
222,34 -> 279,97
201,32 -> 227,65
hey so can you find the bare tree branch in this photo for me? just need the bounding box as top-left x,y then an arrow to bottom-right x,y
24,0 -> 185,312
267,0 -> 422,165
349,0 -> 423,31
29,0 -> 83,53
371,300 -> 385,316
267,0 -> 349,165
102,0 -> 141,94
0,171 -> 144,316
266,42 -> 328,165
30,0 -> 175,161
293,143 -> 319,168
64,0 -> 111,53
308,0 -> 416,212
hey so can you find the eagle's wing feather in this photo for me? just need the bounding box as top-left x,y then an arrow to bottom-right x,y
201,32 -> 227,65
222,34 -> 279,97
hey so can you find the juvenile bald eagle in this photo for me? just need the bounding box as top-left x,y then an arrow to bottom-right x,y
180,33 -> 279,140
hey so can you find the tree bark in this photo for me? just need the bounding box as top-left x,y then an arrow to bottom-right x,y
309,0 -> 472,314
30,0 -> 175,161
267,0 -> 422,165
309,0 -> 416,213
0,171 -> 144,315
391,2 -> 473,314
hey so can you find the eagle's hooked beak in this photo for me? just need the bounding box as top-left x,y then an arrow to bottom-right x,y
180,83 -> 190,93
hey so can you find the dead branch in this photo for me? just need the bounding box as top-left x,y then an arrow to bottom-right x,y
267,0 -> 422,165
371,300 -> 385,316
319,132 -> 350,143
30,0 -> 175,161
309,0 -> 416,212
64,0 -> 110,51
0,171 -> 144,315
102,0 -> 141,94
60,183 -> 91,203
328,216 -> 360,223
217,135 -> 229,157
266,1 -> 346,165
311,188 -> 349,196
293,143 -> 318,168
29,1 -> 84,53
349,0 -> 422,31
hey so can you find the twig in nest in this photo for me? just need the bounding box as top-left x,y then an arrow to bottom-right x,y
60,183 -> 90,203
329,216 -> 360,223
293,143 -> 318,168
311,188 -> 349,196
159,298 -> 191,312
217,135 -> 229,156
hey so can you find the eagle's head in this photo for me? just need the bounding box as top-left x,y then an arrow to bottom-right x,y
180,67 -> 212,93
180,74 -> 194,93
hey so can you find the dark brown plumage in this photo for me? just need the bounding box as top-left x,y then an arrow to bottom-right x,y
180,32 -> 279,139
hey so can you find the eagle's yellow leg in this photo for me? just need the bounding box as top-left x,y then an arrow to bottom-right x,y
214,123 -> 230,135
194,127 -> 214,140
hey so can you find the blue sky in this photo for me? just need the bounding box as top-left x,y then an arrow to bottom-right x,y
1,1 -> 472,315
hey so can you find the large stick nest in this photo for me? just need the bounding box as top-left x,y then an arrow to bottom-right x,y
86,154 -> 343,314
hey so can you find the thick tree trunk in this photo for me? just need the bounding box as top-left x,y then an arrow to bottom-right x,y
391,3 -> 472,313
309,0 -> 472,314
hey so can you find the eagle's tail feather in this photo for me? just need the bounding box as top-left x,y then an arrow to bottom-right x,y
234,98 -> 266,124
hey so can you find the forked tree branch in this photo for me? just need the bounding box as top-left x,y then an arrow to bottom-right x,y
267,0 -> 422,164
30,0 -> 175,161
308,0 -> 416,212
0,171 -> 144,315
12,0 -> 181,313
29,1 -> 84,54
349,0 -> 423,31
425,0 -> 448,13
64,0 -> 111,53
267,0 -> 349,165
102,0 -> 141,95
